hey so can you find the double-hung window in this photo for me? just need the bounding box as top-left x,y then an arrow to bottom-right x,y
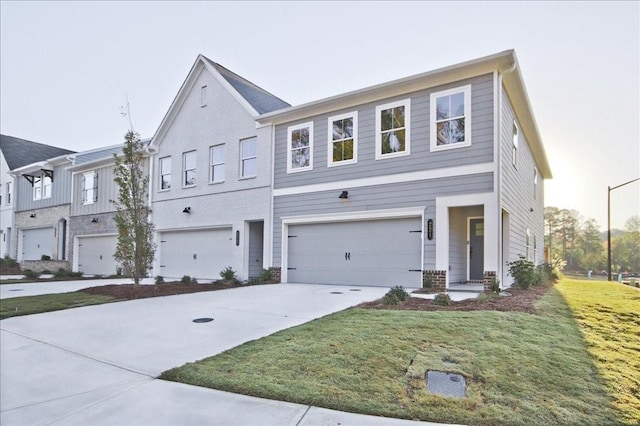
183,151 -> 196,187
512,120 -> 519,168
6,182 -> 12,204
210,144 -> 225,183
82,171 -> 98,204
328,112 -> 357,166
430,85 -> 471,151
534,167 -> 538,199
33,175 -> 52,200
159,157 -> 171,190
526,228 -> 531,261
240,137 -> 257,178
376,99 -> 410,159
287,122 -> 313,173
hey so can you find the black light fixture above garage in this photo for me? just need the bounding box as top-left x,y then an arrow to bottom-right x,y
91,218 -> 99,223
338,191 -> 349,199
30,213 -> 36,218
182,207 -> 191,214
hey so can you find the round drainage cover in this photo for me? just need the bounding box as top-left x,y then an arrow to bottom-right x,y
330,291 -> 343,294
349,289 -> 362,292
9,289 -> 24,292
192,317 -> 214,323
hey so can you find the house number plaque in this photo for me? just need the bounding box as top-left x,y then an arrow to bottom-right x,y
427,219 -> 433,240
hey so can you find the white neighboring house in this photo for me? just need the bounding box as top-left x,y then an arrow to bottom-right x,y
0,145 -> 13,259
148,55 -> 289,281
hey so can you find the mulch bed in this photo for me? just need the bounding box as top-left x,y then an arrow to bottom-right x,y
358,282 -> 554,314
79,280 -> 267,300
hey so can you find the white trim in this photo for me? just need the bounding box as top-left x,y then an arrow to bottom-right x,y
430,85 -> 472,152
286,122 -> 314,173
280,207 -> 425,283
274,162 -> 493,197
327,111 -> 358,167
512,119 -> 519,168
239,137 -> 257,179
159,156 -> 172,191
375,99 -> 411,160
209,144 -> 225,184
467,216 -> 484,281
182,150 -> 197,188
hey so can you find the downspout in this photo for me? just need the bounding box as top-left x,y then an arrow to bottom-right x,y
497,60 -> 517,287
145,144 -> 156,277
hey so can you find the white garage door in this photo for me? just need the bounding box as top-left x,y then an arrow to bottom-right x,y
22,227 -> 54,260
287,217 -> 423,287
159,228 -> 233,279
77,235 -> 118,276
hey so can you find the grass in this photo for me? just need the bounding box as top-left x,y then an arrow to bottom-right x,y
555,279 -> 640,424
0,292 -> 116,320
161,279 -> 639,425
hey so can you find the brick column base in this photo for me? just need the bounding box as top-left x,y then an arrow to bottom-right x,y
483,271 -> 497,292
423,270 -> 447,293
270,267 -> 281,283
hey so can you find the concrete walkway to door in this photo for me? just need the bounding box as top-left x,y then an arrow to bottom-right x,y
1,283 -> 457,425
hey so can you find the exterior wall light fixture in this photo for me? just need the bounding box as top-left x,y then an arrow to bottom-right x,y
338,191 -> 349,199
183,207 -> 191,214
30,213 -> 36,218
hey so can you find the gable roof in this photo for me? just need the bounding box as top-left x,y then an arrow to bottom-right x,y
257,50 -> 551,179
151,55 -> 289,147
0,134 -> 75,171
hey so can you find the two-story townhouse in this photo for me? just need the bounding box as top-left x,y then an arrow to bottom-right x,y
148,55 -> 289,281
5,136 -> 76,263
66,143 -> 151,276
257,50 -> 551,291
0,139 -> 16,258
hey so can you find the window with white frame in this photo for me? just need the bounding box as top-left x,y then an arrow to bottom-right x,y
159,157 -> 171,190
6,182 -> 11,204
33,175 -> 52,200
533,233 -> 537,261
534,167 -> 538,199
328,112 -> 357,166
287,122 -> 313,172
430,85 -> 471,151
82,171 -> 98,204
210,144 -> 225,183
376,99 -> 410,159
512,120 -> 519,168
183,151 -> 196,187
240,137 -> 257,178
526,228 -> 531,261
200,85 -> 207,107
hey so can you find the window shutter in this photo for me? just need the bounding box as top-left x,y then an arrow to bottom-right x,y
93,173 -> 98,202
81,175 -> 86,203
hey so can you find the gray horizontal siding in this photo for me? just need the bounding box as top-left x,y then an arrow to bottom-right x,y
274,74 -> 494,190
273,172 -> 494,268
15,162 -> 73,212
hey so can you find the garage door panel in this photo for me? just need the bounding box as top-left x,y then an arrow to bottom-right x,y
23,228 -> 54,260
288,217 -> 422,287
77,235 -> 118,276
159,229 -> 233,279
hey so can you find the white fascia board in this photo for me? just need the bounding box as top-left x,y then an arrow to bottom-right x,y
201,60 -> 260,118
155,224 -> 234,233
274,162 -> 494,197
281,206 -> 426,225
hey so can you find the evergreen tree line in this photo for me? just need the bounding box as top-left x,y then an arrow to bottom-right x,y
545,207 -> 640,275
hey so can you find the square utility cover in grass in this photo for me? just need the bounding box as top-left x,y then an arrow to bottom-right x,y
162,282 -> 632,426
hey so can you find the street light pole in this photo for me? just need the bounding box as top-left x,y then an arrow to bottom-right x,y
608,177 -> 640,281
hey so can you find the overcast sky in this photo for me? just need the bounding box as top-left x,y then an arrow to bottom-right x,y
1,1 -> 638,229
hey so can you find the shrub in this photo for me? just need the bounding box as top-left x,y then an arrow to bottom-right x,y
220,266 -> 237,281
155,275 -> 165,285
190,277 -> 198,284
381,293 -> 401,305
247,277 -> 261,286
387,285 -> 409,302
490,277 -> 501,294
422,275 -> 433,289
23,269 -> 40,279
259,268 -> 273,282
116,267 -> 123,276
53,268 -> 82,279
508,255 -> 536,289
40,254 -> 51,261
2,255 -> 17,268
433,292 -> 452,306
181,275 -> 192,285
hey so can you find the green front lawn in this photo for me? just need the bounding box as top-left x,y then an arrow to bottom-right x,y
162,280 -> 639,425
0,292 -> 116,319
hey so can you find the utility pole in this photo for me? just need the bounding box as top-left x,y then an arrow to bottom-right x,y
608,177 -> 640,281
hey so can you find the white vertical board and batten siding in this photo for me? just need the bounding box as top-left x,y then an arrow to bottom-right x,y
500,88 -> 545,265
14,162 -> 72,212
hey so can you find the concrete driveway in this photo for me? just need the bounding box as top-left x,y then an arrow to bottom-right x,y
1,283 -> 448,425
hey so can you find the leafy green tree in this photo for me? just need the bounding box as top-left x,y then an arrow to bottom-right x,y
613,215 -> 640,272
579,218 -> 605,271
112,131 -> 155,284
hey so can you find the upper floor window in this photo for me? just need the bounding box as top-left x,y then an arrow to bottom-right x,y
6,182 -> 11,204
82,171 -> 98,205
512,120 -> 519,168
33,175 -> 52,200
287,122 -> 313,173
376,99 -> 410,160
328,112 -> 358,166
183,151 -> 196,187
430,85 -> 471,151
526,227 -> 531,261
159,156 -> 171,190
534,167 -> 538,199
200,85 -> 207,107
240,137 -> 257,178
210,144 -> 225,183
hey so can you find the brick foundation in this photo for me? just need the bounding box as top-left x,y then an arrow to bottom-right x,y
423,270 -> 447,293
21,260 -> 70,273
483,271 -> 497,291
270,267 -> 281,283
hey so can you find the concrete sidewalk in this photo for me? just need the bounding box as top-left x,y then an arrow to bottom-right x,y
1,283 -> 457,425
